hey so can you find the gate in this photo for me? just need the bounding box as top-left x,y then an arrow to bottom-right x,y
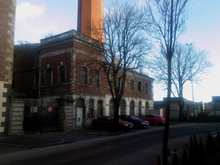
23,99 -> 59,133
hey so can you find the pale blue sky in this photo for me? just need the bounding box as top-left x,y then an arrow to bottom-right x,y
14,0 -> 220,103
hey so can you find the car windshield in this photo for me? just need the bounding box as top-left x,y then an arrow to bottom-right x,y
130,116 -> 138,120
156,115 -> 162,118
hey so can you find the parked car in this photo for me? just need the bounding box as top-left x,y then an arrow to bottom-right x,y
119,115 -> 149,129
91,116 -> 133,130
138,114 -> 165,126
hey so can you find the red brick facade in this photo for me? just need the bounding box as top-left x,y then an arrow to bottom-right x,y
77,0 -> 104,42
13,29 -> 154,100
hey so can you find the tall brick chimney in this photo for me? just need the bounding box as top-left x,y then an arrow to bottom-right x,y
77,0 -> 104,42
0,0 -> 16,136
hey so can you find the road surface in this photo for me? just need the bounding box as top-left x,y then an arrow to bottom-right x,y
1,123 -> 219,165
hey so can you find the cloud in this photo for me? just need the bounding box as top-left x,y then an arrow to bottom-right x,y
16,2 -> 45,21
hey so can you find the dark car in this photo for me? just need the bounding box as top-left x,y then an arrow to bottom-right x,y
119,115 -> 149,129
138,114 -> 165,126
91,116 -> 133,130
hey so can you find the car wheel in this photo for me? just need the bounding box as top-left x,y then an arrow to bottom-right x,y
153,121 -> 158,126
134,124 -> 139,129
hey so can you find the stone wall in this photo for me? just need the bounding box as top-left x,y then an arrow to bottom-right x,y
0,0 -> 16,136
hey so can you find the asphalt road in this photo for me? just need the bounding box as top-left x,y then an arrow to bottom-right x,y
1,123 -> 220,165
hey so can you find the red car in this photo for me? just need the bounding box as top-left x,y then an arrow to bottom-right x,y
138,114 -> 165,126
91,116 -> 133,130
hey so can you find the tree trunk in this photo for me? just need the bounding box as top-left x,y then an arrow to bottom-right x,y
163,56 -> 171,165
179,84 -> 184,122
113,100 -> 120,131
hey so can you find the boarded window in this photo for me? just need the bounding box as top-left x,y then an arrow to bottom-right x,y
130,79 -> 134,90
145,83 -> 148,93
120,100 -> 126,115
130,101 -> 135,115
34,73 -> 39,88
98,100 -> 103,117
89,99 -> 94,118
94,70 -> 99,86
139,101 -> 142,116
60,66 -> 65,83
138,81 -> 141,92
81,67 -> 87,84
46,68 -> 52,86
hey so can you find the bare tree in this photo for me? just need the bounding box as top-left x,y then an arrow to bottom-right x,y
93,1 -> 151,130
143,0 -> 188,164
149,43 -> 213,122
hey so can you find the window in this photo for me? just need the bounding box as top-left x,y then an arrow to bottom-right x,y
145,102 -> 149,110
130,101 -> 135,116
94,70 -> 99,86
34,73 -> 39,88
130,79 -> 134,90
98,100 -> 103,116
120,100 -> 126,115
35,53 -> 39,67
145,83 -> 149,93
138,81 -> 141,92
59,65 -> 66,83
139,101 -> 142,116
77,98 -> 84,106
81,67 -> 87,84
46,68 -> 52,86
109,99 -> 114,116
88,99 -> 94,118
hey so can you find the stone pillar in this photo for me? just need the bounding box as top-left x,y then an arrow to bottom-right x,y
58,101 -> 73,131
0,0 -> 16,136
8,99 -> 25,135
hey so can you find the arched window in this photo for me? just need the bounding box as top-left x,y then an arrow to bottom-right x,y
98,100 -> 103,117
130,101 -> 135,116
130,79 -> 134,90
120,100 -> 126,115
59,65 -> 66,83
77,98 -> 84,106
94,70 -> 99,86
145,83 -> 149,93
109,99 -> 114,116
46,67 -> 52,86
139,101 -> 142,116
88,99 -> 94,118
138,81 -> 141,92
81,66 -> 87,84
145,102 -> 149,110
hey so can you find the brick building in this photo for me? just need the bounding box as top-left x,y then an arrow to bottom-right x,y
12,0 -> 154,130
0,0 -> 16,136
13,29 -> 154,129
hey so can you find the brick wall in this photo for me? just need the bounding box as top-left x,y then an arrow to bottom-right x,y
13,44 -> 40,98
